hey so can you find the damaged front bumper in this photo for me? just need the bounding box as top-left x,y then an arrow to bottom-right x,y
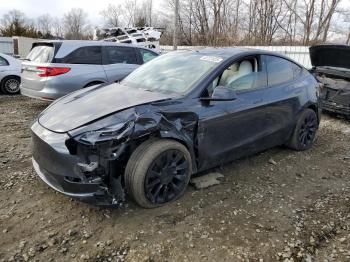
315,72 -> 350,118
31,121 -> 124,206
31,104 -> 198,206
321,99 -> 350,117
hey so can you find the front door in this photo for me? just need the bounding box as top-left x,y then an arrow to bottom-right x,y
197,55 -> 271,170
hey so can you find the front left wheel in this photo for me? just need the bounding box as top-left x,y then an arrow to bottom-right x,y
1,76 -> 20,95
125,139 -> 192,208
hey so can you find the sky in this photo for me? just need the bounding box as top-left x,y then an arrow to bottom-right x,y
0,0 -> 349,27
0,0 -> 164,26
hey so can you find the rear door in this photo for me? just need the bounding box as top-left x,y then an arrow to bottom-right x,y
102,46 -> 139,82
21,43 -> 56,91
53,46 -> 107,89
261,55 -> 308,144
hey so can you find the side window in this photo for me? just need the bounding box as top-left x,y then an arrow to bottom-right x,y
139,49 -> 157,63
229,71 -> 266,92
104,46 -> 138,65
60,46 -> 102,65
265,56 -> 294,86
291,63 -> 303,78
0,56 -> 9,66
209,57 -> 266,94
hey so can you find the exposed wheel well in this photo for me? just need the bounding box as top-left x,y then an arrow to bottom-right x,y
307,104 -> 319,122
83,81 -> 104,88
111,134 -> 196,181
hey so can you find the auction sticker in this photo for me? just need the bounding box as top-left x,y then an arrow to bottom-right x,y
200,56 -> 223,63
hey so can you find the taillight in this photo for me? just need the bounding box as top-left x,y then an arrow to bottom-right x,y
37,66 -> 71,77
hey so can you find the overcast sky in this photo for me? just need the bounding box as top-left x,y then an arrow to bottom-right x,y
1,0 -> 349,27
0,0 -> 165,26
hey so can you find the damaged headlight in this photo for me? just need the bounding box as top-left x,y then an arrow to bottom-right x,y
67,109 -> 138,145
77,122 -> 134,145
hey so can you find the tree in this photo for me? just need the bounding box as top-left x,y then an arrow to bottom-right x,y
52,17 -> 64,38
100,4 -> 124,27
63,8 -> 90,39
0,9 -> 40,37
123,0 -> 138,27
148,0 -> 153,26
36,14 -> 53,38
283,0 -> 342,44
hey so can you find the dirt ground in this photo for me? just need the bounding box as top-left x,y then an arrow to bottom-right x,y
0,95 -> 349,262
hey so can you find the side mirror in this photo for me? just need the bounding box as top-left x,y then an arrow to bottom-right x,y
201,86 -> 238,102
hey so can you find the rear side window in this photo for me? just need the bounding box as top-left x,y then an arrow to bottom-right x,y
103,46 -> 138,65
139,49 -> 158,63
291,63 -> 304,78
59,46 -> 102,65
265,55 -> 294,86
0,56 -> 9,66
27,45 -> 54,63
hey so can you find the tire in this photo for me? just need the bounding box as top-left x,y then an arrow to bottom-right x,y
125,139 -> 192,208
1,76 -> 20,95
287,109 -> 318,151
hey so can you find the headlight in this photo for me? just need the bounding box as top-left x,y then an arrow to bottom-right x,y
67,108 -> 137,145
77,122 -> 134,145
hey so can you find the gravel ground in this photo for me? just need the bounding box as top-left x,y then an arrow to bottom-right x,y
0,95 -> 349,262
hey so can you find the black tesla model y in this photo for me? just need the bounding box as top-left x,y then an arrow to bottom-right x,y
31,48 -> 321,208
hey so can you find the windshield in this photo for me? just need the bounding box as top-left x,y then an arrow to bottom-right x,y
26,44 -> 54,63
121,51 -> 223,94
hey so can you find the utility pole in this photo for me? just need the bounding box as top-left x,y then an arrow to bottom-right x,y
149,0 -> 153,27
173,0 -> 179,50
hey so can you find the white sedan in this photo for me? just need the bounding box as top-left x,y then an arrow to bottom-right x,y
0,53 -> 21,94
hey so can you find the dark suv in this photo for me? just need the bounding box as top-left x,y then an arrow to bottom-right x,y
310,44 -> 350,119
31,48 -> 321,208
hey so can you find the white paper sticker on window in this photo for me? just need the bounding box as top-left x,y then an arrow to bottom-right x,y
200,56 -> 223,63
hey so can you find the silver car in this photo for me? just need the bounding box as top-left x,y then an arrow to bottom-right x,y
20,41 -> 158,101
0,53 -> 21,94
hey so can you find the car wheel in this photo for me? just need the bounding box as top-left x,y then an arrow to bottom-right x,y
125,139 -> 192,208
1,76 -> 20,95
287,109 -> 318,151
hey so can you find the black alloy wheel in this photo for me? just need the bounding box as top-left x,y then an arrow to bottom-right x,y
144,149 -> 189,204
298,113 -> 318,147
125,139 -> 192,208
287,108 -> 319,151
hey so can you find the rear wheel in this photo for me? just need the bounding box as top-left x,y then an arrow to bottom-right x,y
287,109 -> 318,151
125,139 -> 192,208
1,76 -> 20,94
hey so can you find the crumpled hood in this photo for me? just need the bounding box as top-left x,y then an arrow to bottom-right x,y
309,45 -> 350,69
38,83 -> 173,133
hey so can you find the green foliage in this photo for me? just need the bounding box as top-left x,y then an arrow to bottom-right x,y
0,21 -> 41,38
135,17 -> 147,27
0,9 -> 41,38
